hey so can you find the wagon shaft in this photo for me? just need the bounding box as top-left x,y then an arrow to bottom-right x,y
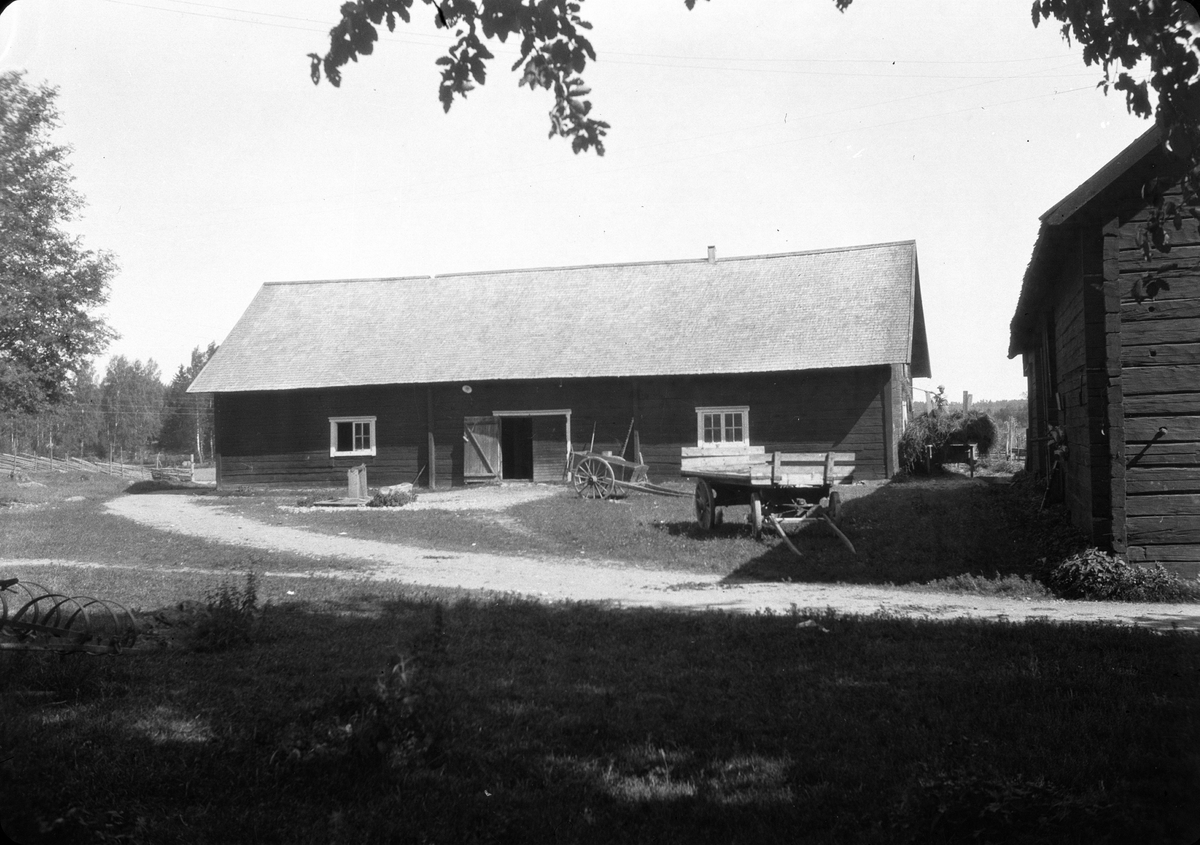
1,578 -> 140,654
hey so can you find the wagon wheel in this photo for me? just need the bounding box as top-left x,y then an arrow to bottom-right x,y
749,492 -> 764,540
828,491 -> 842,522
694,479 -> 716,531
573,456 -> 616,499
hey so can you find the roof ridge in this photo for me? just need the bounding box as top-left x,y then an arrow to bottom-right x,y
264,274 -> 434,287
259,240 -> 918,287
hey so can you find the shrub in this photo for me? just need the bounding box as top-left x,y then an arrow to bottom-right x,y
189,572 -> 260,652
1048,548 -> 1200,602
367,489 -> 417,508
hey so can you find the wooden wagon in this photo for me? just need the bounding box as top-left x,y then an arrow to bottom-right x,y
568,450 -> 686,499
680,446 -> 856,552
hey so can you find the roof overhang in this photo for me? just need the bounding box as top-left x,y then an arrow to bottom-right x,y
1008,127 -> 1171,359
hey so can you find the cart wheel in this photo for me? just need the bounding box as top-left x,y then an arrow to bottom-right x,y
749,492 -> 764,540
694,479 -> 715,531
828,491 -> 842,521
573,456 -> 615,499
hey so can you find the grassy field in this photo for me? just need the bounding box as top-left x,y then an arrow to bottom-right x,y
191,472 -> 1096,596
2,584 -> 1199,844
3,470 -> 1200,843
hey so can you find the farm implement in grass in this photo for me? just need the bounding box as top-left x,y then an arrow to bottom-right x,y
680,446 -> 857,556
1,577 -> 141,654
568,450 -> 689,500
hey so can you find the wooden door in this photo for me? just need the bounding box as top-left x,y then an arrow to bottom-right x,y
532,415 -> 568,482
463,416 -> 501,483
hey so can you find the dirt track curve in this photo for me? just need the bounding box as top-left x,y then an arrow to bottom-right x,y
10,491 -> 1200,632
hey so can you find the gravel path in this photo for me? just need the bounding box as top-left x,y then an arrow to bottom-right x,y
10,492 -> 1199,631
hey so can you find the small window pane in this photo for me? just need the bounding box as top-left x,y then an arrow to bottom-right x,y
703,413 -> 720,443
725,412 -> 743,443
354,421 -> 370,452
336,421 -> 354,452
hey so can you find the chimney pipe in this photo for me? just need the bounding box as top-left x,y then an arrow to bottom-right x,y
707,245 -> 716,264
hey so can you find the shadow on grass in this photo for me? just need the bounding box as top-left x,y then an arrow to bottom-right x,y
717,475 -> 1087,590
2,595 -> 1197,845
123,480 -> 216,495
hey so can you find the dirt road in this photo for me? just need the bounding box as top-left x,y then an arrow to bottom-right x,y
12,491 -> 1200,631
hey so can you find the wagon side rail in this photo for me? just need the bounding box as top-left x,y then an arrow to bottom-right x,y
680,446 -> 855,487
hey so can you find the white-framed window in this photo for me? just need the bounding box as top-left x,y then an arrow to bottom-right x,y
329,416 -> 377,457
696,406 -> 749,447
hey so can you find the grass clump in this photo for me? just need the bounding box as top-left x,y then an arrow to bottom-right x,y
189,572 -> 260,652
367,488 -> 418,508
276,604 -> 448,771
1048,548 -> 1200,602
893,765 -> 1120,844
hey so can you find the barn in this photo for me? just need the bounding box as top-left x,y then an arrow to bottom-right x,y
1009,127 -> 1200,574
189,241 -> 930,490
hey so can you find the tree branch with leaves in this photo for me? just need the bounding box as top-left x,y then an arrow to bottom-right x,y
309,0 -> 612,154
311,1 -> 1198,171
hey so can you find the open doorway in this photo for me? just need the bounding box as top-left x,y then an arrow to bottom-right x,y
500,416 -> 534,480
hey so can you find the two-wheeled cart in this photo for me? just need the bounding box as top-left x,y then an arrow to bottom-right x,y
680,446 -> 856,554
569,450 -> 688,499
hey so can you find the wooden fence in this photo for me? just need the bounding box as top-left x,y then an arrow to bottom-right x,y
1,452 -> 154,480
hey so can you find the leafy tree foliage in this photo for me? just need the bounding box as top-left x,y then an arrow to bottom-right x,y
44,361 -> 104,457
1033,0 -> 1200,266
0,71 -> 116,415
159,343 -> 218,461
312,0 -> 1196,162
2,362 -> 103,460
99,356 -> 165,461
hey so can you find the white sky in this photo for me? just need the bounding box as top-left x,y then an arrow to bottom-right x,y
0,0 -> 1152,400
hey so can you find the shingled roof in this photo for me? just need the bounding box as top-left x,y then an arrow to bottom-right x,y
190,240 -> 930,393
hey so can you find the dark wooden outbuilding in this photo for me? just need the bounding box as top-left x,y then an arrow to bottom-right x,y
190,242 -> 930,490
1009,128 -> 1200,574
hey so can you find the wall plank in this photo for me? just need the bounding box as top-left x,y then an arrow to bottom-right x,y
1120,317 -> 1200,346
1126,516 -> 1200,544
1124,416 -> 1200,442
1126,544 -> 1200,563
1121,343 -> 1200,367
1124,392 -> 1200,415
1122,365 -> 1200,395
1126,466 -> 1200,494
1126,493 -> 1200,516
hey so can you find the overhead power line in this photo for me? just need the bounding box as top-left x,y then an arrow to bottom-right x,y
97,0 -> 1088,77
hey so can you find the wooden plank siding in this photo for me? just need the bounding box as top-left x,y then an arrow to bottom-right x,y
1117,186 -> 1200,571
1019,222 -> 1124,546
1100,217 -> 1126,551
213,366 -> 897,488
214,385 -> 426,488
1049,235 -> 1095,535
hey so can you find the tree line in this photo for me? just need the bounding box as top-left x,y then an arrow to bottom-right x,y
3,343 -> 217,465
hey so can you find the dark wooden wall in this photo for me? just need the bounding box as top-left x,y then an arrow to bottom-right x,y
1022,174 -> 1200,573
1023,231 -> 1099,538
213,385 -> 426,487
213,365 -> 899,488
1115,185 -> 1200,572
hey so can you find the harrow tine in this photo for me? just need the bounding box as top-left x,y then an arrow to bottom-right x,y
1,577 -> 142,654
